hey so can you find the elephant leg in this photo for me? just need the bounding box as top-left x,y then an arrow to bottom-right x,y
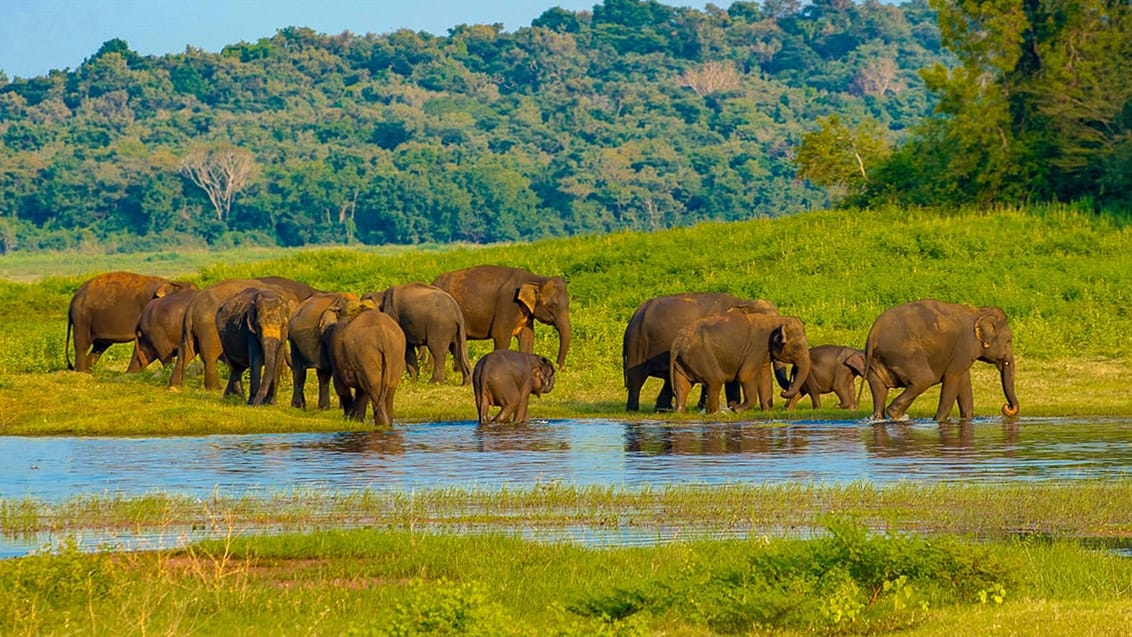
516,393 -> 531,423
223,362 -> 246,399
703,381 -> 723,413
72,326 -> 92,372
625,366 -> 647,412
248,362 -> 263,406
87,340 -> 113,370
867,372 -> 889,420
450,341 -> 470,386
934,370 -> 968,421
655,377 -> 676,412
886,376 -> 934,421
809,387 -> 822,410
316,369 -> 332,410
516,325 -> 534,354
350,390 -> 370,421
735,376 -> 762,412
333,376 -> 353,417
291,366 -> 308,409
404,345 -> 419,381
956,373 -> 975,420
785,392 -> 802,410
724,381 -> 742,409
201,340 -> 225,391
672,371 -> 693,413
427,343 -> 447,384
495,399 -> 519,423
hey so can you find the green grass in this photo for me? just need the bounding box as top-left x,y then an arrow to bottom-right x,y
1,204 -> 1130,434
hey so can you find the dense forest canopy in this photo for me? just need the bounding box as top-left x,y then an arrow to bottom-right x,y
0,0 -> 946,252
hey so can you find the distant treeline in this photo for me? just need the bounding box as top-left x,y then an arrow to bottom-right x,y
0,0 -> 946,252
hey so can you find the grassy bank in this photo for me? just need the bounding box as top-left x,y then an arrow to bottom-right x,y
1,205 -> 1130,434
3,523 -> 1132,635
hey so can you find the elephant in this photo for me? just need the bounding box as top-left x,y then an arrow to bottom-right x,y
288,292 -> 363,409
66,271 -> 196,372
363,282 -> 473,385
670,311 -> 813,414
864,299 -> 1020,421
215,287 -> 298,405
472,350 -> 556,424
432,265 -> 571,368
322,306 -> 406,427
168,277 -> 317,392
126,288 -> 201,372
622,292 -> 780,411
782,345 -> 866,410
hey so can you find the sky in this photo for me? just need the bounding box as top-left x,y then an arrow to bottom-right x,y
1,0 -> 712,80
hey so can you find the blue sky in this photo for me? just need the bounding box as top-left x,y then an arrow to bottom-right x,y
1,0 -> 712,80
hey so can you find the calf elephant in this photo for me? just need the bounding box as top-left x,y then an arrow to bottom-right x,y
670,312 -> 812,414
623,292 -> 780,411
783,345 -> 866,410
127,288 -> 201,372
215,288 -> 298,405
168,277 -> 316,392
432,265 -> 570,368
472,350 -> 556,424
363,282 -> 473,385
66,271 -> 196,372
323,307 -> 406,427
288,292 -> 363,409
864,299 -> 1019,421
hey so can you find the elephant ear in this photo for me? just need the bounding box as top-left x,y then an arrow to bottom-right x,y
245,300 -> 259,335
154,282 -> 175,299
974,308 -> 1006,349
318,308 -> 340,334
844,350 -> 867,377
517,283 -> 539,314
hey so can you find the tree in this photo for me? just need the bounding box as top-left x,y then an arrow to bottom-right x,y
178,145 -> 257,222
794,115 -> 889,200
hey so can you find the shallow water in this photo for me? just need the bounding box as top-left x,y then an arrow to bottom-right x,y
3,416 -> 1132,556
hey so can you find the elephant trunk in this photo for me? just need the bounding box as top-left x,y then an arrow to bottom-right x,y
554,315 -> 571,368
774,361 -> 791,392
999,356 -> 1019,417
781,353 -> 811,399
251,337 -> 285,406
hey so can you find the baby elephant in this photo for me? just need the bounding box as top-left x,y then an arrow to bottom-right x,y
784,345 -> 866,410
472,350 -> 556,424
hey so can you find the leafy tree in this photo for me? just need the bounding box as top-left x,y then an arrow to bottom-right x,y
795,114 -> 890,200
178,145 -> 257,222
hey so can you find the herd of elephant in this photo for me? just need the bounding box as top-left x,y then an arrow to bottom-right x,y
64,268 -> 1019,426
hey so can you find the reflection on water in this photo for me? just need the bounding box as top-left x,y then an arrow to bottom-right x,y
5,417 -> 1132,503
4,417 -> 1132,557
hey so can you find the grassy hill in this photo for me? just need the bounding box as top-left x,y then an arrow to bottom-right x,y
1,205 -> 1130,433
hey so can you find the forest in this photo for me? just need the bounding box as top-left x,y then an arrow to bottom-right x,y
1,0 -> 1127,254
0,0 -> 948,252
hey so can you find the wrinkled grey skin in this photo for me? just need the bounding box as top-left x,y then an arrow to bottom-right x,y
66,271 -> 196,372
670,312 -> 812,414
622,292 -> 781,411
169,277 -> 316,392
127,288 -> 201,372
288,292 -> 361,409
215,288 -> 298,406
472,350 -> 556,424
323,308 -> 406,428
432,265 -> 571,368
864,299 -> 1019,421
782,345 -> 866,410
363,282 -> 473,385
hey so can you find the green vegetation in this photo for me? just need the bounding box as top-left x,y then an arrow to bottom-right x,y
0,0 -> 945,252
3,521 -> 1132,635
1,204 -> 1130,434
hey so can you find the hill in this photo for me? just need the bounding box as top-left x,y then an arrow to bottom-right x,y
0,0 -> 945,252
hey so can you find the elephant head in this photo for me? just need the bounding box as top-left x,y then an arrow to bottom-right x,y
517,277 -> 571,367
768,317 -> 812,399
974,307 -> 1019,417
246,291 -> 296,406
532,356 -> 556,396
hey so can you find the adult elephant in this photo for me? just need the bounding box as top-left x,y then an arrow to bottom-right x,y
864,299 -> 1019,421
215,287 -> 298,406
322,306 -> 406,427
288,292 -> 363,409
66,271 -> 196,372
363,282 -> 473,385
670,312 -> 813,413
622,292 -> 780,411
168,277 -> 317,392
431,265 -> 570,368
782,345 -> 866,410
126,288 -> 201,372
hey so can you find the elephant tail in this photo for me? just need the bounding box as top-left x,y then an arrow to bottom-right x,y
455,312 -> 473,384
374,346 -> 396,427
64,315 -> 74,370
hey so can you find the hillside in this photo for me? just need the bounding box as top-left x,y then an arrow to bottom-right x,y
0,0 -> 945,252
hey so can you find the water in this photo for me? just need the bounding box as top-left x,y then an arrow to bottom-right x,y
4,417 -> 1132,556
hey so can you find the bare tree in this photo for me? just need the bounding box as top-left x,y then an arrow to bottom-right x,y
178,145 -> 257,222
678,61 -> 742,97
